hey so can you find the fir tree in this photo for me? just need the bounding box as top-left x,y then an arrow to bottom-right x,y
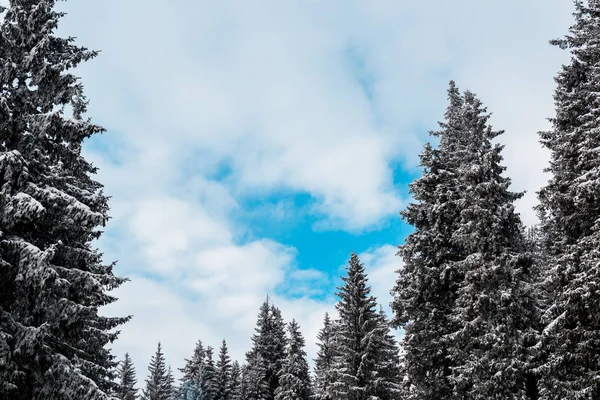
166,366 -> 175,400
0,0 -> 129,398
441,86 -> 539,399
274,320 -> 311,400
179,341 -> 207,400
229,361 -> 242,400
313,313 -> 336,400
117,353 -> 139,400
373,307 -> 404,400
392,81 -> 540,399
330,254 -> 401,400
241,357 -> 268,400
202,347 -> 218,400
142,343 -> 172,400
216,341 -> 232,400
391,82 -> 469,400
244,298 -> 287,400
536,1 -> 600,397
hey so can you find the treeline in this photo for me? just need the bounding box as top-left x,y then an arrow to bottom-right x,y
2,0 -> 600,399
116,255 -> 404,400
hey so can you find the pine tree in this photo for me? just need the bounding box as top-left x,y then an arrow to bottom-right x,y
536,1 -> 600,397
274,320 -> 311,400
241,357 -> 268,400
313,313 -> 336,400
229,361 -> 242,400
391,82 -> 469,400
391,81 -> 540,399
373,307 -> 404,400
215,340 -> 232,400
201,347 -> 218,400
0,1 -> 129,398
244,297 -> 287,400
330,254 -> 402,400
267,305 -> 287,399
179,341 -> 206,400
166,366 -> 175,400
117,353 -> 139,400
142,343 -> 172,400
440,86 -> 539,399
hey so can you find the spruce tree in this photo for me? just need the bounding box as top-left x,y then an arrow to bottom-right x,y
274,320 -> 311,400
216,340 -> 232,400
201,346 -> 218,400
391,82 -> 469,400
117,353 -> 139,400
244,298 -> 287,400
313,313 -> 336,400
392,81 -> 540,399
536,1 -> 600,397
440,86 -> 538,399
330,254 -> 401,400
229,361 -> 242,400
142,343 -> 171,400
179,341 -> 206,400
373,307 -> 404,400
0,0 -> 129,398
166,366 -> 175,400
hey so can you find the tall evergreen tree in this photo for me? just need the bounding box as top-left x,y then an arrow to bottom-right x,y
331,254 -> 401,400
0,1 -> 129,398
443,86 -> 539,399
373,307 -> 404,400
201,346 -> 218,400
117,353 -> 139,400
244,297 -> 287,400
392,82 -> 539,399
274,320 -> 311,400
229,361 -> 242,400
313,313 -> 336,400
179,341 -> 206,400
142,343 -> 171,400
391,82 -> 469,400
536,1 -> 600,397
215,340 -> 232,400
166,366 -> 175,400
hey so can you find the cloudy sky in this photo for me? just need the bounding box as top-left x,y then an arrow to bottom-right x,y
53,0 -> 573,384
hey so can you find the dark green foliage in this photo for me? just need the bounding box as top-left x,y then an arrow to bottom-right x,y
0,0 -> 129,398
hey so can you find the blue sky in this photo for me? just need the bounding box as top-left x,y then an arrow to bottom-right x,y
51,0 -> 573,383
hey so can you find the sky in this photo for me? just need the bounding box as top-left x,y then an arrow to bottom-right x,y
48,0 -> 574,385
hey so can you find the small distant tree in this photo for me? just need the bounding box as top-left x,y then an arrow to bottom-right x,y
117,353 -> 139,400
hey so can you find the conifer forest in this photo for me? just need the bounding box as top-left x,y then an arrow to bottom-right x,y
1,0 -> 600,399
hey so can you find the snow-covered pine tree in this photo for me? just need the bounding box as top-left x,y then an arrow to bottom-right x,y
215,340 -> 232,400
0,0 -> 129,398
229,361 -> 242,400
274,320 -> 311,400
142,343 -> 172,400
536,1 -> 600,397
244,298 -> 287,400
390,82 -> 468,400
330,254 -> 402,400
201,346 -> 218,400
391,81 -> 540,399
438,86 -> 539,399
116,353 -> 139,400
241,357 -> 268,400
313,313 -> 336,400
373,307 -> 404,400
268,305 -> 287,399
166,367 -> 175,400
179,341 -> 206,400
